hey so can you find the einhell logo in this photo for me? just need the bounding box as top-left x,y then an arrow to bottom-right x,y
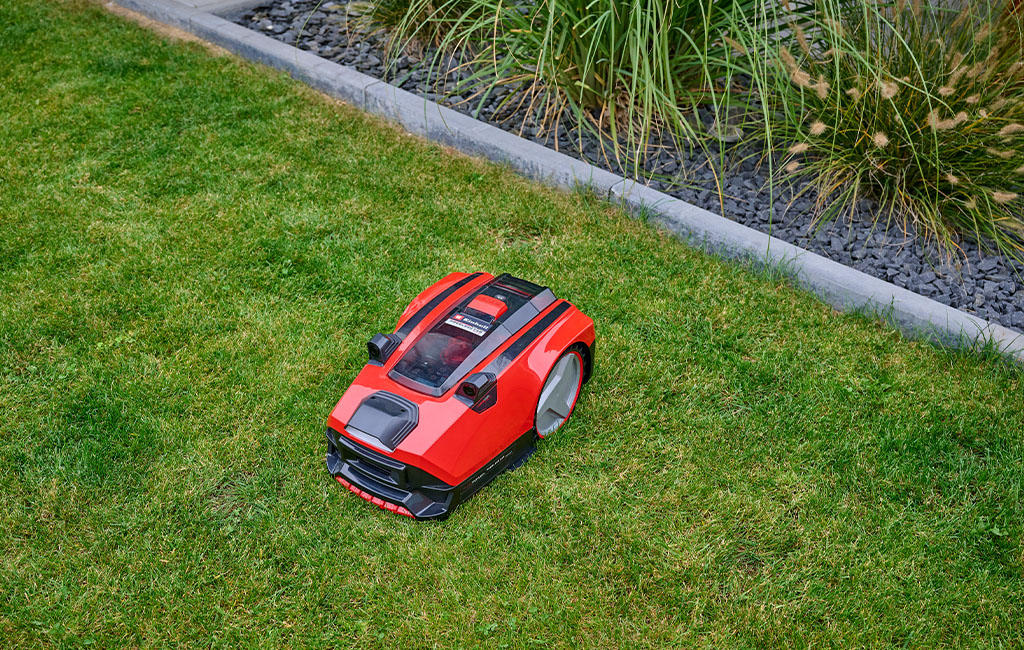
445,311 -> 491,336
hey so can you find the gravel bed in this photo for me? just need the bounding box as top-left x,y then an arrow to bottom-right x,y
229,0 -> 1024,333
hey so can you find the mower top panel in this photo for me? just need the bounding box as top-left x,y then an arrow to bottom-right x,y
388,273 -> 555,396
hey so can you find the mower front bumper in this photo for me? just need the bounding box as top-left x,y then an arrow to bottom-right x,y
326,426 -> 537,521
326,428 -> 457,520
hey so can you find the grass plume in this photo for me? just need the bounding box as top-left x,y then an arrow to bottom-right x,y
738,0 -> 1024,260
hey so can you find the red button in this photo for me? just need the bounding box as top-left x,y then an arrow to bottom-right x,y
467,295 -> 508,318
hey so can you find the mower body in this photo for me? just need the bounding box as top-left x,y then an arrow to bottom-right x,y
325,272 -> 594,520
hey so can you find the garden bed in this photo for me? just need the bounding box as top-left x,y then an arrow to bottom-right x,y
229,0 -> 1024,333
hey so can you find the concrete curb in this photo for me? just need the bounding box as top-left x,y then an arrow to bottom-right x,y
112,0 -> 1024,363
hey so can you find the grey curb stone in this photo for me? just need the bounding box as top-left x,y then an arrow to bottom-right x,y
449,120 -> 623,194
362,81 -> 624,194
188,13 -> 324,85
182,0 -> 262,13
113,0 -> 1024,363
111,0 -> 200,29
612,179 -> 1024,359
306,60 -> 377,108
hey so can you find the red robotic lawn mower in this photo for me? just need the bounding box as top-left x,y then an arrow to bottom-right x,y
325,272 -> 595,520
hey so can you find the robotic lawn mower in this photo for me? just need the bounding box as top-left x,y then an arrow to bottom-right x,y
325,272 -> 595,520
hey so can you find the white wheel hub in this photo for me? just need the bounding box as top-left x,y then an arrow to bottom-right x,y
535,351 -> 583,437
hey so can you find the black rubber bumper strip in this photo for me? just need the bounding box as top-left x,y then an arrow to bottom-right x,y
395,272 -> 483,337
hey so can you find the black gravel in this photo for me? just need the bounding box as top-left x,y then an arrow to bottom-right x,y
229,0 -> 1024,333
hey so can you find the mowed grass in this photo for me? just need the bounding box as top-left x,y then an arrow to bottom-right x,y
1,1 -> 1023,647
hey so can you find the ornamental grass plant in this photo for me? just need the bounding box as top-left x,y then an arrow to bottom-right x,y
732,0 -> 1024,260
366,0 -> 1024,260
380,0 -> 769,166
358,0 -> 483,48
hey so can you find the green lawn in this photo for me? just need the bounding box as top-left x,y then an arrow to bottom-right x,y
1,1 -> 1023,647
